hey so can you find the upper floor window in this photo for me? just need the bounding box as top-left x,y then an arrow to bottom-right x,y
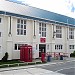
17,19 -> 26,35
39,23 -> 46,37
69,28 -> 74,39
56,26 -> 62,38
0,18 -> 2,23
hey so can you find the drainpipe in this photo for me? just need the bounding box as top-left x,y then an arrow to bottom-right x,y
8,16 -> 12,37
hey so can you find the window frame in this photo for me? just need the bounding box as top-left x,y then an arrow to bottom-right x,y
39,22 -> 46,37
55,44 -> 63,50
14,44 -> 24,50
69,45 -> 75,49
56,26 -> 62,38
17,19 -> 26,35
69,28 -> 74,39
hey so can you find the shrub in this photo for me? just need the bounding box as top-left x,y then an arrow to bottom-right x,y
70,51 -> 75,57
1,52 -> 8,62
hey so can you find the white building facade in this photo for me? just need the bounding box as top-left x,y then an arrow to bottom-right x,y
0,0 -> 75,60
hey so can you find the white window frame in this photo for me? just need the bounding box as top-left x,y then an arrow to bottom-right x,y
17,19 -> 26,35
69,45 -> 75,49
14,44 -> 25,50
55,45 -> 63,50
69,28 -> 74,39
39,22 -> 46,37
56,26 -> 62,38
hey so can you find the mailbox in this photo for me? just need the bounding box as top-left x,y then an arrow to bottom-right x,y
41,52 -> 46,62
20,45 -> 32,62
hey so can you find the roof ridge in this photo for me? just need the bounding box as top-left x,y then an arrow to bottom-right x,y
5,0 -> 28,6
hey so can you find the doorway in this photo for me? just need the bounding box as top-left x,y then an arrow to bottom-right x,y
39,44 -> 46,57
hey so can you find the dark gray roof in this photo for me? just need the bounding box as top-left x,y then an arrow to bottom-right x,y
0,0 -> 75,26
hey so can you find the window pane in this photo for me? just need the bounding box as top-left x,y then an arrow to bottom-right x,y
59,45 -> 60,49
39,23 -> 41,26
17,24 -> 20,28
0,32 -> 1,37
0,18 -> 1,23
21,20 -> 23,24
21,29 -> 23,35
18,44 -> 21,50
61,45 -> 62,49
73,45 -> 74,49
42,28 -> 46,31
57,45 -> 58,49
55,45 -> 56,49
42,32 -> 44,37
17,29 -> 20,35
17,19 -> 20,23
24,30 -> 26,35
39,32 -> 41,35
24,20 -> 26,24
21,25 -> 23,29
24,25 -> 26,29
15,44 -> 17,50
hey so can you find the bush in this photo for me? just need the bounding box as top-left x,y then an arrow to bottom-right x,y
1,52 -> 8,62
70,51 -> 75,57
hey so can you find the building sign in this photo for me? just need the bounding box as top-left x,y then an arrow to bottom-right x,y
40,38 -> 46,43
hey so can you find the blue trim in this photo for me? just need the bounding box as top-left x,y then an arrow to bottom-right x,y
0,11 -> 5,14
0,11 -> 75,27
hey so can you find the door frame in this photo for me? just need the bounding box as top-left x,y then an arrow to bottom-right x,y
39,44 -> 46,57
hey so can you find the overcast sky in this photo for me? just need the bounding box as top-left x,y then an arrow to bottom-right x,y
16,0 -> 75,18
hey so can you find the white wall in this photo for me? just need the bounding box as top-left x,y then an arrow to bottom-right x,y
0,14 -> 75,60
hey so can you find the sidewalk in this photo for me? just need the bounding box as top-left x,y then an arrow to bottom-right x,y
0,67 -> 65,75
0,57 -> 75,75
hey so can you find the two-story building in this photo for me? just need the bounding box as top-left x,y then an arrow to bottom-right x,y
0,0 -> 75,60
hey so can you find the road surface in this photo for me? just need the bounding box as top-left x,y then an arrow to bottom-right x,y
36,61 -> 75,75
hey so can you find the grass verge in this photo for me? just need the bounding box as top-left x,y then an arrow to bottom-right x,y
0,60 -> 45,68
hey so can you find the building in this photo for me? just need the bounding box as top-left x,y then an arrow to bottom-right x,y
0,0 -> 75,60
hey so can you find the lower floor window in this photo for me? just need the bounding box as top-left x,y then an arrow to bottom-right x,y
14,44 -> 24,50
55,45 -> 63,50
69,45 -> 75,49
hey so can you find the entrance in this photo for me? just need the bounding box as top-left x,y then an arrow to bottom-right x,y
39,44 -> 46,57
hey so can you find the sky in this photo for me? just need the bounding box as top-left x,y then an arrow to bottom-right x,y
15,0 -> 75,18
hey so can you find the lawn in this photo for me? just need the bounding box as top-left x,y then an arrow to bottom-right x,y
0,60 -> 43,68
0,60 -> 23,65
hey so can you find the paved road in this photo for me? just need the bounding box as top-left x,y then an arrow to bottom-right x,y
36,61 -> 75,75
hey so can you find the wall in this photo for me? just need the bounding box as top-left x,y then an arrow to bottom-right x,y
0,14 -> 75,60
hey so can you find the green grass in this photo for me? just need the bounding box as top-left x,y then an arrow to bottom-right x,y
0,60 -> 23,65
0,60 -> 46,68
